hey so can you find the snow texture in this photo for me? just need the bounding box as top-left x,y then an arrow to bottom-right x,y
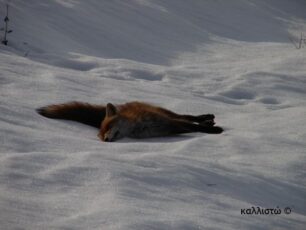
0,0 -> 306,229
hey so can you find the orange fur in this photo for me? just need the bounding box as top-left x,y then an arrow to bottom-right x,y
37,101 -> 222,142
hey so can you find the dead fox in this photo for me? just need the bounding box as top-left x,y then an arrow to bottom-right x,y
37,101 -> 223,142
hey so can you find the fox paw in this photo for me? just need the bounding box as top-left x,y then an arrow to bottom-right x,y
197,114 -> 215,122
200,120 -> 215,127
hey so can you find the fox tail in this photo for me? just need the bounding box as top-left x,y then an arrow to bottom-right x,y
36,101 -> 106,128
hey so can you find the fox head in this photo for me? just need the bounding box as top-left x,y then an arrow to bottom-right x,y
98,103 -> 126,142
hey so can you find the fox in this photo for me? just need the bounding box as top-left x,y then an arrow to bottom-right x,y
37,101 -> 223,142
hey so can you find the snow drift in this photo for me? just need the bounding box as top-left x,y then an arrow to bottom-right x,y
0,0 -> 306,229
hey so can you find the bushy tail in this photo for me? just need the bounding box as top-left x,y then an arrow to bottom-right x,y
36,101 -> 106,128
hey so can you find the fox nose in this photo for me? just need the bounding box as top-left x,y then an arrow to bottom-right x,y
105,138 -> 114,142
98,133 -> 110,142
103,136 -> 113,142
98,132 -> 112,142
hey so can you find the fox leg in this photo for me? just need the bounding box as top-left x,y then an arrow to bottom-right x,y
167,119 -> 223,135
181,114 -> 215,124
157,107 -> 215,124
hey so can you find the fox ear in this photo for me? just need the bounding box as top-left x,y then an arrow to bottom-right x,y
106,103 -> 117,117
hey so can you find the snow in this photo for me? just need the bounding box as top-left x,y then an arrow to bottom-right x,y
1,0 -> 306,229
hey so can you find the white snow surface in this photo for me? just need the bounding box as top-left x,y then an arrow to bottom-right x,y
1,0 -> 306,229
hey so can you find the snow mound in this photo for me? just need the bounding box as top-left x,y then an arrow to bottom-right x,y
0,0 -> 306,229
